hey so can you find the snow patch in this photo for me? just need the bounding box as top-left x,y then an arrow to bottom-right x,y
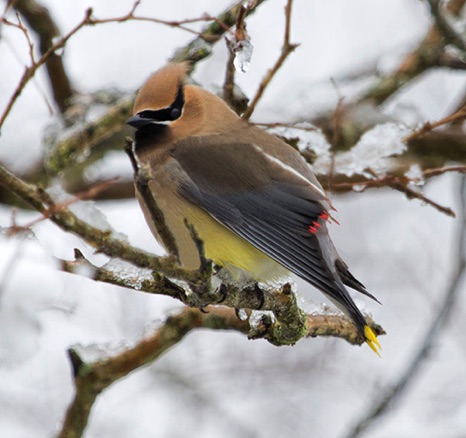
335,123 -> 409,177
103,259 -> 153,291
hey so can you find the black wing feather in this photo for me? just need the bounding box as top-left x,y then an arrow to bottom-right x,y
240,218 -> 337,291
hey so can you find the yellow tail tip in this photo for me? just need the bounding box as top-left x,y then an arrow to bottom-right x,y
364,325 -> 382,357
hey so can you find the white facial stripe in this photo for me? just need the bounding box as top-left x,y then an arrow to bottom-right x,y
254,145 -> 326,198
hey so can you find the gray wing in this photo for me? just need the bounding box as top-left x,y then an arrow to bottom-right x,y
172,136 -> 377,312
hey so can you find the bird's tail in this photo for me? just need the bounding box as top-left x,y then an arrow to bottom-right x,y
326,282 -> 382,357
315,232 -> 382,356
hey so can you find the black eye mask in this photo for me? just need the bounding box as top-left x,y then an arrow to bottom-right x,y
137,84 -> 184,123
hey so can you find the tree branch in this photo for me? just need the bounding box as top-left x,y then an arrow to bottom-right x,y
0,162 -> 191,280
309,0 -> 466,149
403,103 -> 466,143
331,172 -> 462,217
1,158 -> 385,349
3,0 -> 266,129
6,178 -> 118,233
223,38 -> 238,108
169,0 -> 268,64
61,248 -> 384,345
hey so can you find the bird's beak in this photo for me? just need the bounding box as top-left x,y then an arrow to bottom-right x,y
127,114 -> 154,128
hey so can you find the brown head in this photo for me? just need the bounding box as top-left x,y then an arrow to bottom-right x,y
127,63 -> 240,139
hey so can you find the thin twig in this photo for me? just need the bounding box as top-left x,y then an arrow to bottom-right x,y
12,11 -> 36,64
234,1 -> 248,39
89,11 -> 222,41
222,2 -> 248,107
388,180 -> 456,217
255,121 -> 317,131
86,0 -> 221,40
12,0 -> 75,112
332,167 -> 466,217
422,165 -> 466,179
330,78 -> 345,150
242,0 -> 298,120
404,104 -> 466,143
0,8 -> 93,128
346,174 -> 466,438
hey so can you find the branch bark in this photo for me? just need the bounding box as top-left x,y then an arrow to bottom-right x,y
403,104 -> 466,143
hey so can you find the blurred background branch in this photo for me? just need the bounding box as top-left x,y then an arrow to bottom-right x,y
8,0 -> 75,113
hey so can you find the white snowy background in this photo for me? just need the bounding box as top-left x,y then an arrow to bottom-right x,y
1,0 -> 466,437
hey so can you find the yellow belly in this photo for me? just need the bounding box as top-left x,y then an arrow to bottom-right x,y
139,180 -> 288,282
189,206 -> 289,282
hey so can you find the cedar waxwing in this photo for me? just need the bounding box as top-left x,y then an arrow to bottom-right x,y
127,63 -> 381,355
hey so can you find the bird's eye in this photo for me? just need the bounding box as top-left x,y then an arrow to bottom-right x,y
171,108 -> 180,119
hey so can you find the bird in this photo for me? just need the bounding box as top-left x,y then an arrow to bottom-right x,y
126,62 -> 381,355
